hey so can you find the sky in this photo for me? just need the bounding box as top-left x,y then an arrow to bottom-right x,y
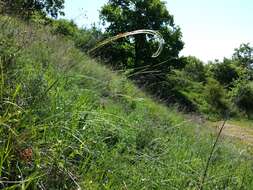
62,0 -> 253,63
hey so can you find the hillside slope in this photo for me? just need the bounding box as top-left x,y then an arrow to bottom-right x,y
1,16 -> 253,189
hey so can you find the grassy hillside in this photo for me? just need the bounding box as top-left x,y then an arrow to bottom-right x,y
1,16 -> 253,189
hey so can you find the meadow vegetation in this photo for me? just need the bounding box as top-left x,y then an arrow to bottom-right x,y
1,0 -> 253,189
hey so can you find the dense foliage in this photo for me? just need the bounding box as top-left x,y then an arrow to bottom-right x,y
99,0 -> 184,76
52,19 -> 103,51
233,43 -> 253,69
231,80 -> 253,117
1,0 -> 64,18
209,59 -> 239,88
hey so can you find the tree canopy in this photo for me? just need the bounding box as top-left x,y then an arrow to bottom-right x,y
99,0 -> 184,78
233,43 -> 253,69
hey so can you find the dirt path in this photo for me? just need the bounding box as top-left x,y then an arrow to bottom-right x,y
185,114 -> 253,145
215,122 -> 253,145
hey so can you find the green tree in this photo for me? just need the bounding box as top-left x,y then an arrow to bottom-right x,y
99,0 -> 184,76
232,43 -> 253,80
230,80 -> 253,118
183,56 -> 206,82
74,26 -> 103,51
209,59 -> 239,87
53,19 -> 78,37
52,19 -> 103,52
233,43 -> 253,69
2,0 -> 65,18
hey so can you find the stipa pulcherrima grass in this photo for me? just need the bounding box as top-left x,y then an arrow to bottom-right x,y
199,118 -> 228,190
1,16 -> 253,189
87,28 -> 247,189
88,29 -> 165,58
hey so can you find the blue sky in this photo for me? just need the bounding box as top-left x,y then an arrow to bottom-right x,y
62,0 -> 253,62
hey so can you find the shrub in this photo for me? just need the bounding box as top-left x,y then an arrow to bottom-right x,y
230,80 -> 253,117
52,19 -> 78,37
52,20 -> 103,52
205,79 -> 229,116
183,56 -> 206,82
209,59 -> 239,88
74,26 -> 103,52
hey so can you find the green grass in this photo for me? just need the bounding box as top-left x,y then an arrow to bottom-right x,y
229,119 -> 253,129
1,16 -> 253,189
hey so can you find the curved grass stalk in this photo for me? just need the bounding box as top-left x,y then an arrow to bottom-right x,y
88,29 -> 165,58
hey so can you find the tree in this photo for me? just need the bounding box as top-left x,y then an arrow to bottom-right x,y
233,43 -> 253,69
183,56 -> 206,82
2,0 -> 65,18
52,19 -> 103,52
99,0 -> 184,78
53,19 -> 78,37
230,80 -> 253,118
209,59 -> 239,88
232,43 -> 253,80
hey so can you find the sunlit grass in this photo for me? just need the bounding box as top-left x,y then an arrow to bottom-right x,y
229,119 -> 253,129
1,16 -> 253,189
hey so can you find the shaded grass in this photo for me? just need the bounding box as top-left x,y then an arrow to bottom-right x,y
1,16 -> 253,189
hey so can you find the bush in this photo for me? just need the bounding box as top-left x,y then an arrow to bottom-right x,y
183,56 -> 206,82
209,59 -> 239,88
52,20 -> 102,52
74,26 -> 103,52
162,70 -> 201,112
230,80 -> 253,117
205,79 -> 229,116
52,19 -> 78,37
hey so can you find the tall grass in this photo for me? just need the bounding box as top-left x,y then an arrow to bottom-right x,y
1,16 -> 253,189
